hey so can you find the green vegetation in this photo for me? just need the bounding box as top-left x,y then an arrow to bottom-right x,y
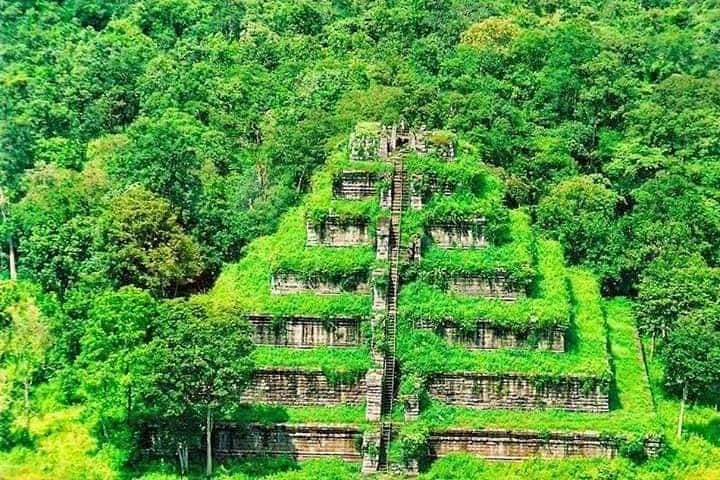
396,269 -> 609,383
210,206 -> 372,319
251,346 -> 373,385
404,153 -> 504,200
305,152 -> 390,228
393,297 -> 659,467
225,404 -> 368,427
404,209 -> 534,291
399,238 -> 570,334
426,130 -> 457,148
402,153 -> 508,243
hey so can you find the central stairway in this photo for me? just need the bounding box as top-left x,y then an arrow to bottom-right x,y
378,153 -> 404,470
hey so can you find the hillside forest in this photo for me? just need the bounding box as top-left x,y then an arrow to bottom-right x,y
1,0 -> 720,478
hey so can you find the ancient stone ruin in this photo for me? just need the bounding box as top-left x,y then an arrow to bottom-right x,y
198,122 -> 661,474
248,314 -> 362,348
333,171 -> 384,199
447,274 -> 525,299
239,369 -> 367,406
270,272 -> 370,295
305,217 -> 371,247
425,373 -> 609,412
415,320 -> 566,352
427,219 -> 488,249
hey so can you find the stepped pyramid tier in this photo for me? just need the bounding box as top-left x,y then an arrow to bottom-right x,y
204,122 -> 661,473
247,314 -> 363,348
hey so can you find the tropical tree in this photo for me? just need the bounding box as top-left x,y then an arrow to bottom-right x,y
76,287 -> 157,438
99,186 -> 203,296
537,175 -> 620,267
0,282 -> 51,432
143,299 -> 253,476
636,257 -> 720,357
662,309 -> 720,438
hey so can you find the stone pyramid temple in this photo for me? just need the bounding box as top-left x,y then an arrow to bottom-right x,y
206,122 -> 661,473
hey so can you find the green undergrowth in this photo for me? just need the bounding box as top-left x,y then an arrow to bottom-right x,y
398,238 -> 570,334
397,296 -> 659,454
133,457 -> 361,480
305,151 -> 390,227
415,454 -> 637,480
225,404 -> 368,427
403,209 -> 535,291
270,203 -> 379,287
402,153 -> 508,244
403,152 -> 504,203
416,192 -> 510,242
209,207 -> 373,318
395,269 -> 609,380
251,346 -> 373,385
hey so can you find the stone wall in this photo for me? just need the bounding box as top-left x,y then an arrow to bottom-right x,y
240,369 -> 367,406
215,423 -> 362,461
365,370 -> 383,421
271,272 -> 370,295
428,222 -> 487,249
425,130 -> 456,160
428,429 -> 617,460
372,268 -> 388,311
376,218 -> 390,260
248,315 -> 362,348
349,124 -> 386,161
332,171 -> 379,199
417,321 -> 565,352
426,372 -> 609,412
361,430 -> 381,473
409,174 -> 454,210
349,123 -> 440,162
306,218 -> 371,247
448,275 -> 525,300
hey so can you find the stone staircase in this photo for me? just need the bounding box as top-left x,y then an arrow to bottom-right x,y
378,153 -> 404,471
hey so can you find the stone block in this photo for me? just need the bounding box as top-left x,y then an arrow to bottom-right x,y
372,269 -> 388,311
248,315 -> 362,348
427,429 -> 618,460
365,370 -> 383,422
215,423 -> 362,461
416,320 -> 566,352
448,274 -> 524,300
240,369 -> 367,406
428,221 -> 488,249
376,218 -> 390,260
306,218 -> 371,247
361,430 -> 381,474
426,372 -> 609,412
271,272 -> 369,295
404,394 -> 420,421
333,171 -> 379,199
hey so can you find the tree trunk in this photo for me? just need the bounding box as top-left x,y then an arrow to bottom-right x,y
206,406 -> 213,477
8,235 -> 16,281
677,382 -> 688,439
177,442 -> 188,477
23,376 -> 30,431
100,417 -> 109,440
296,171 -> 305,194
650,332 -> 656,362
126,384 -> 132,424
0,206 -> 16,281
